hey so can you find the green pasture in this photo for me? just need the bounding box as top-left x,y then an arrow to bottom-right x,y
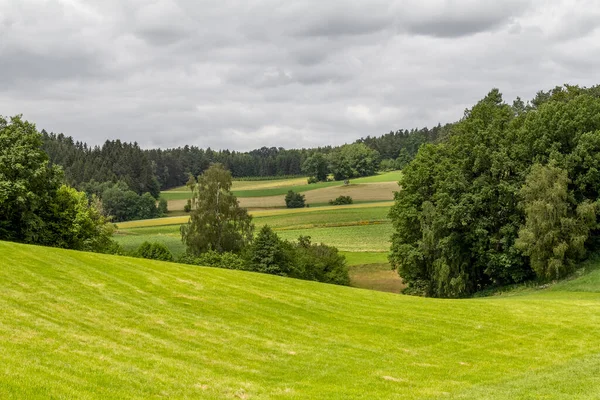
2,240 -> 600,398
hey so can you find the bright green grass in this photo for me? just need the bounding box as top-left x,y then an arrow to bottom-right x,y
160,171 -> 402,200
341,251 -> 389,265
350,170 -> 402,183
276,223 -> 392,252
2,240 -> 600,399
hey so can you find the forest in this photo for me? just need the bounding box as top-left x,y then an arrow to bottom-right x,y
41,124 -> 448,191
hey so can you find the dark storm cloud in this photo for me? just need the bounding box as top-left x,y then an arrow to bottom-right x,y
0,0 -> 599,151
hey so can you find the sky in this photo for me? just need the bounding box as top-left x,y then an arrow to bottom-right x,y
1,0 -> 599,151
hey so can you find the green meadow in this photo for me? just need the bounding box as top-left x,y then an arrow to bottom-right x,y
2,240 -> 600,399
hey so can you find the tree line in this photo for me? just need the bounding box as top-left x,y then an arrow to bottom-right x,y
41,126 -> 443,191
389,85 -> 600,297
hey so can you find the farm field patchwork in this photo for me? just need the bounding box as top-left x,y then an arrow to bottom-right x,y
160,171 -> 402,203
114,202 -> 395,290
115,203 -> 393,255
2,240 -> 600,399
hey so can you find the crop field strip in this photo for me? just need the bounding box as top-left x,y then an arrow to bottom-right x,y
2,241 -> 600,399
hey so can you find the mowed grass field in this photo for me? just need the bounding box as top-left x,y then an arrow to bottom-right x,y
2,240 -> 600,399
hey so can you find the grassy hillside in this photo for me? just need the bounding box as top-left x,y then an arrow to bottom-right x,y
2,241 -> 600,399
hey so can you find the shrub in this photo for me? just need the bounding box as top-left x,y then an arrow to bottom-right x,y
329,195 -> 353,205
183,199 -> 192,213
307,176 -> 318,184
179,250 -> 246,270
285,190 -> 306,208
136,242 -> 174,261
294,236 -> 350,285
245,225 -> 294,276
158,198 -> 168,216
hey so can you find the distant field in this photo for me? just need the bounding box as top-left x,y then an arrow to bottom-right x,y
115,205 -> 393,254
3,240 -> 600,398
114,202 -> 395,290
160,171 -> 402,202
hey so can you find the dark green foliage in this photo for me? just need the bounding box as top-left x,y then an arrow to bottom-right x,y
41,133 -> 160,197
81,180 -> 162,222
246,226 -> 294,276
293,236 -> 350,286
285,190 -> 306,208
244,227 -> 350,285
389,85 -> 600,297
183,199 -> 192,213
515,164 -> 596,280
0,115 -> 63,242
158,198 -> 168,216
42,125 -> 439,191
307,176 -> 318,184
327,143 -> 380,181
136,242 -> 174,262
302,153 -> 329,182
0,115 -> 115,252
329,195 -> 353,205
100,184 -> 160,222
178,250 -> 246,270
181,164 -> 254,255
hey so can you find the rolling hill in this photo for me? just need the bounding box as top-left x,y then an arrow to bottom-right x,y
2,240 -> 600,399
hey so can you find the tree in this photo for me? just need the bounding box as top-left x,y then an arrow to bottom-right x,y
302,153 -> 328,182
329,195 -> 353,205
181,164 -> 254,255
294,236 -> 350,285
389,86 -> 600,297
515,164 -> 596,280
1,115 -> 115,252
285,190 -> 306,208
245,225 -> 294,276
40,185 -> 115,252
328,143 -> 379,180
0,115 -> 63,242
158,198 -> 168,216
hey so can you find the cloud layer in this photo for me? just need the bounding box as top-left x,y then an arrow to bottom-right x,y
1,0 -> 599,150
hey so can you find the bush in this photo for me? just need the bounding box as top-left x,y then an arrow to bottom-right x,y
178,250 -> 246,270
136,242 -> 174,261
285,190 -> 306,208
329,195 -> 353,205
183,199 -> 192,213
158,198 -> 168,216
294,236 -> 350,285
307,176 -> 318,184
245,225 -> 295,276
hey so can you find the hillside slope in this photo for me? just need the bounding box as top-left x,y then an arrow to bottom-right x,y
1,241 -> 600,399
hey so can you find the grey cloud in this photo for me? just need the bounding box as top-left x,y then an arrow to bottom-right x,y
0,0 -> 599,151
399,1 -> 531,38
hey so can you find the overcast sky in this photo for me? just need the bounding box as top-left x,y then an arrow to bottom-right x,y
1,0 -> 599,151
